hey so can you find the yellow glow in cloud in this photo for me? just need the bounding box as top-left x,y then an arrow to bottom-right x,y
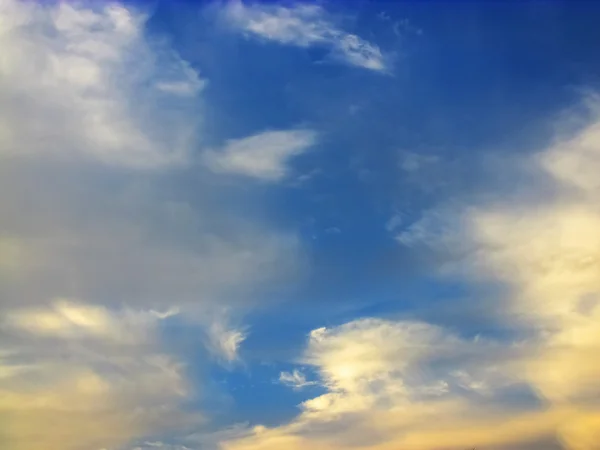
5,299 -> 164,345
219,104 -> 600,450
0,300 -> 197,450
0,237 -> 28,275
467,111 -> 600,411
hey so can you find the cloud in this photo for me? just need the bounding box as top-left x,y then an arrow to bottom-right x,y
202,129 -> 317,181
0,0 -> 204,169
183,422 -> 254,449
389,97 -> 600,448
279,370 -> 317,390
5,299 -> 164,344
298,319 -> 517,418
0,299 -> 200,450
462,113 -> 600,417
0,0 -> 301,312
214,98 -> 600,450
222,1 -> 388,72
219,318 -> 557,450
0,1 -> 303,448
206,315 -> 248,363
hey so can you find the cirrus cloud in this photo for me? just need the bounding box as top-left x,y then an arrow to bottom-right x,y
221,0 -> 389,73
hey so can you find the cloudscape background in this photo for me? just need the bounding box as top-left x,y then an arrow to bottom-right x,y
1,0 -> 599,449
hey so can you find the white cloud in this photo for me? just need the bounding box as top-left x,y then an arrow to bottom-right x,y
222,1 -> 388,72
300,319 -> 503,417
203,129 -> 317,181
0,1 -> 303,449
0,0 -> 204,169
387,97 -> 600,448
218,318 -> 550,450
279,370 -> 317,390
206,316 -> 248,363
212,97 -> 600,450
539,99 -> 600,196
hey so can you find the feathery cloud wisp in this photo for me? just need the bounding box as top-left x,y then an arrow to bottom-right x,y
222,1 -> 388,72
279,370 -> 317,390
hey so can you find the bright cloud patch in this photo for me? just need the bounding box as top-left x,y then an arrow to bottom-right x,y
0,300 -> 197,450
0,0 -> 204,169
0,1 -> 301,448
6,299 -> 163,344
223,1 -> 388,72
203,129 -> 317,181
219,318 -> 557,450
386,100 -> 600,449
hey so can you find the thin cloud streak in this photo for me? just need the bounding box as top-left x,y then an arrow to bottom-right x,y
222,0 -> 389,72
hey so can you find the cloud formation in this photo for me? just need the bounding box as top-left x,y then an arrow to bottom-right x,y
0,1 -> 301,448
205,314 -> 248,363
216,100 -> 600,450
0,299 -> 197,450
203,129 -> 317,181
279,369 -> 317,390
392,99 -> 600,448
0,0 -> 204,169
220,318 -> 547,450
3,1 -> 597,449
222,0 -> 388,72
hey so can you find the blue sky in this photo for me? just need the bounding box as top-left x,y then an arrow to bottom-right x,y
1,1 -> 600,449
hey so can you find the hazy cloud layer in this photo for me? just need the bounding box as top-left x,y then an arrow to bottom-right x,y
0,1 -> 301,448
0,0 -> 203,169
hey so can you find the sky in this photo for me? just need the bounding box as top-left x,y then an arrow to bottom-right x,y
1,0 -> 600,449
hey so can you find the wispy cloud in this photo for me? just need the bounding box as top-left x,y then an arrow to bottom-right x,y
203,129 -> 317,181
279,369 -> 317,390
222,1 -> 389,72
206,315 -> 248,364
